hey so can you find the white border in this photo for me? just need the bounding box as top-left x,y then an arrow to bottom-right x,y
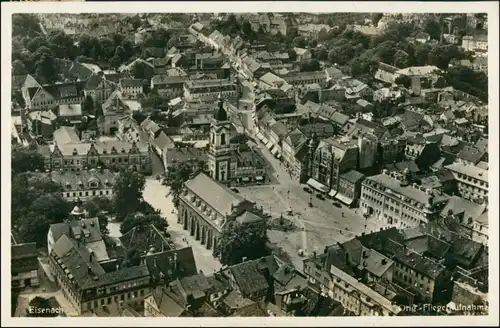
1,2 -> 498,327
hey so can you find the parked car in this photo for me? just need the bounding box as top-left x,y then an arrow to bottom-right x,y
231,188 -> 240,193
333,202 -> 342,208
316,194 -> 325,200
303,187 -> 312,193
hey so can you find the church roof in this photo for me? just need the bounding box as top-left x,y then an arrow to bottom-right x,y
214,93 -> 228,122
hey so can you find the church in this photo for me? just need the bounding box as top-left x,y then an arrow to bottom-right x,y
207,94 -> 267,185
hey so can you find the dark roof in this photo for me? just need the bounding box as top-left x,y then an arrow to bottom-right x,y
120,78 -> 143,88
231,302 -> 267,317
150,287 -> 187,317
214,101 -> 228,121
119,224 -> 172,255
235,211 -> 264,225
165,147 -> 208,166
12,242 -> 38,274
457,145 -> 485,164
145,247 -> 198,282
179,273 -> 211,299
340,170 -> 365,184
385,161 -> 420,174
228,255 -> 279,297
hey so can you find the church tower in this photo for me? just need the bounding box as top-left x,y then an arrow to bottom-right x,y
208,93 -> 233,183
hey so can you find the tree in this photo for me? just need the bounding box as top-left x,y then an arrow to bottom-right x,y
445,65 -> 488,101
35,53 -> 59,84
17,193 -> 70,246
317,28 -> 331,43
132,110 -> 148,124
371,13 -> 384,27
12,59 -> 27,75
131,61 -> 149,79
423,18 -> 442,41
394,75 -> 412,88
414,43 -> 431,66
26,297 -> 58,317
393,50 -> 410,68
299,59 -> 320,72
122,248 -> 142,267
163,161 -> 195,207
113,169 -> 146,221
120,212 -> 167,235
82,95 -> 95,115
214,220 -> 270,266
11,145 -> 45,174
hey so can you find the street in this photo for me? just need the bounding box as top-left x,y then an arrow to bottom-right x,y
142,178 -> 222,274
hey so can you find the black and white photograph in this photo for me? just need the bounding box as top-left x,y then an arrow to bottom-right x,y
1,1 -> 498,326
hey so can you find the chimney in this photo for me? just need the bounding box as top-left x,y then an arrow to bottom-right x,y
89,251 -> 94,263
242,257 -> 247,263
382,259 -> 387,265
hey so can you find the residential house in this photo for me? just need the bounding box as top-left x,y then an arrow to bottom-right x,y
472,57 -> 487,74
281,128 -> 309,180
445,162 -> 488,204
294,47 -> 312,61
119,58 -> 155,80
415,32 -> 431,43
374,62 -> 400,84
461,34 -> 488,52
333,77 -> 373,101
58,104 -> 83,124
24,82 -> 85,110
48,168 -> 117,202
308,137 -> 359,195
119,79 -> 144,99
27,110 -> 57,140
98,91 -> 132,135
11,241 -> 39,289
151,75 -> 188,99
297,23 -> 332,38
279,71 -> 328,88
184,79 -> 238,103
334,170 -> 365,207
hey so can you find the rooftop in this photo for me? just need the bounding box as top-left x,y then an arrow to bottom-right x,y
445,162 -> 488,182
184,171 -> 245,216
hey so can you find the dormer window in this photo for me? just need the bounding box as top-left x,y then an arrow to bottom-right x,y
78,180 -> 83,186
121,148 -> 126,154
72,148 -> 78,156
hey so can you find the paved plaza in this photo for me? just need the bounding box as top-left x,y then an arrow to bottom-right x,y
143,178 -> 222,274
236,137 -> 384,271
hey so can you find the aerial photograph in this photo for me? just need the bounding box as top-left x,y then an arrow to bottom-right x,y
9,11 -> 489,318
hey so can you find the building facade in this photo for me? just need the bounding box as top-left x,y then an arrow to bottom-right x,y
39,140 -> 152,174
177,171 -> 257,252
445,162 -> 488,204
11,241 -> 39,289
48,168 -> 117,202
360,169 -> 449,229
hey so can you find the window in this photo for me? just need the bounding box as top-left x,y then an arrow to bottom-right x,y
100,299 -> 104,305
121,294 -> 124,300
107,298 -> 111,304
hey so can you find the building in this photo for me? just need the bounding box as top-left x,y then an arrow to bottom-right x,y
294,47 -> 312,61
98,90 -> 132,135
308,137 -> 359,195
461,34 -> 488,52
303,244 -> 401,316
49,233 -> 151,314
334,170 -> 365,207
151,75 -> 188,99
360,169 -> 449,229
11,240 -> 39,289
38,140 -> 151,174
177,171 -> 264,251
207,96 -> 267,184
58,104 -> 83,124
48,168 -> 117,202
184,79 -> 238,103
84,74 -> 115,104
119,79 -> 143,99
24,82 -> 86,110
279,71 -> 328,88
445,162 -> 488,204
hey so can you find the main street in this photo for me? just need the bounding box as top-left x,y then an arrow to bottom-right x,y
142,178 -> 222,274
